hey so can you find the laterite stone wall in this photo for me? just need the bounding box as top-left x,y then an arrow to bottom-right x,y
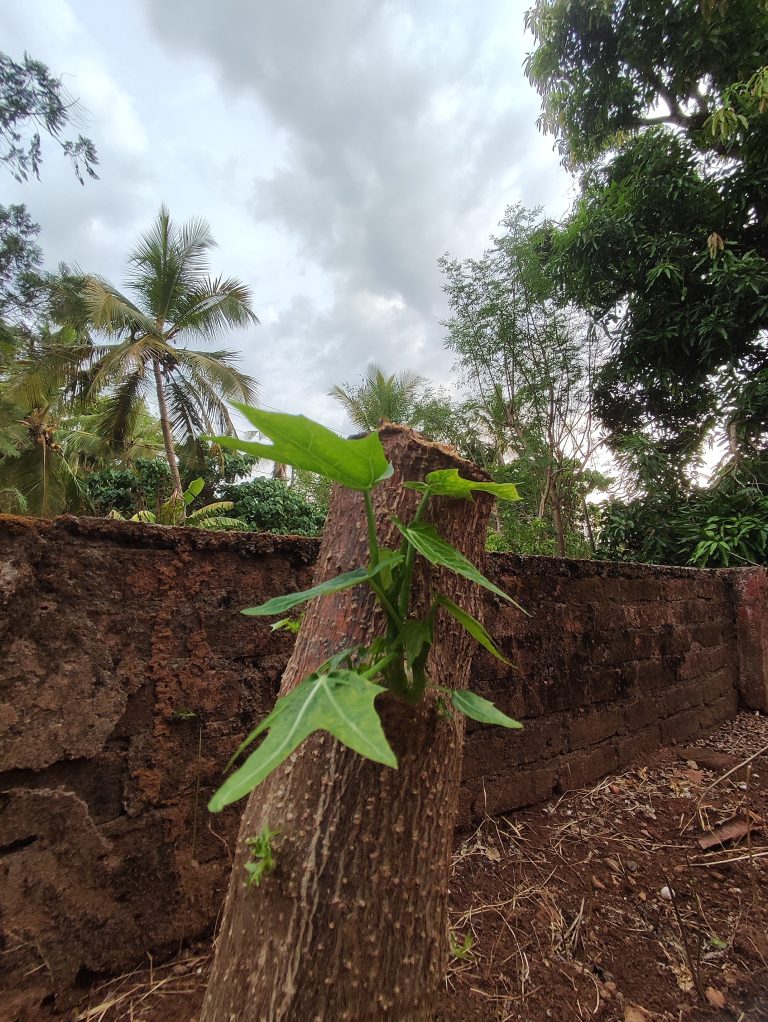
0,515 -> 765,1011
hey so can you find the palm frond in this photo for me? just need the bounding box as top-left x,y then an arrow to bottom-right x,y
174,348 -> 258,404
127,208 -> 217,321
0,419 -> 28,458
88,369 -> 150,453
185,500 -> 236,523
82,334 -> 172,397
0,442 -> 87,517
170,276 -> 259,340
166,376 -> 208,441
170,363 -> 242,437
84,277 -> 159,337
4,339 -> 90,412
328,363 -> 426,431
0,484 -> 28,513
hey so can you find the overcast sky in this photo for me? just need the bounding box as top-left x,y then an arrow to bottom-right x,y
2,0 -> 572,433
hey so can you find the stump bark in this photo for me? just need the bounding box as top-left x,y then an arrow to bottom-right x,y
201,425 -> 495,1022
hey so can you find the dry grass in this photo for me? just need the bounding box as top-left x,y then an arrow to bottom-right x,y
73,953 -> 209,1022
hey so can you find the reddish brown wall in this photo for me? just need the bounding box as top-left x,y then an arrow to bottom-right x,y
462,556 -> 745,823
0,515 -> 763,1010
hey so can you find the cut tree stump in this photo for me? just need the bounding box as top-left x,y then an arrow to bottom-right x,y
201,424 -> 497,1022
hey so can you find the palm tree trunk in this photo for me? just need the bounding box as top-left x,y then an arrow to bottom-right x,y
152,357 -> 183,495
201,425 -> 494,1022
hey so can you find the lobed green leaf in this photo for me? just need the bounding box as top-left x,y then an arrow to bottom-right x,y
406,468 -> 520,503
205,404 -> 393,491
395,618 -> 433,667
209,668 -> 397,811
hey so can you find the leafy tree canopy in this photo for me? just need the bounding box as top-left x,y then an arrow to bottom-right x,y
440,204 -> 607,554
525,0 -> 768,168
0,204 -> 45,325
526,0 -> 768,484
0,51 -> 98,184
596,485 -> 768,567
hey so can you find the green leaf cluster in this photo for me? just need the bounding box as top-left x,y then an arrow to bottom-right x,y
525,0 -> 768,485
219,476 -> 326,537
108,476 -> 249,531
243,824 -> 279,889
596,485 -> 768,568
208,408 -> 524,812
208,403 -> 392,491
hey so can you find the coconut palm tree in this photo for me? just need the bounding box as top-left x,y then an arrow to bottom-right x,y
0,334 -> 163,516
328,363 -> 425,431
81,207 -> 259,496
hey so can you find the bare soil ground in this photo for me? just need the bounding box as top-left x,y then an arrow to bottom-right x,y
27,713 -> 768,1022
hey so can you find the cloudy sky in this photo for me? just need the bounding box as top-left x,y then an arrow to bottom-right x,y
2,0 -> 572,433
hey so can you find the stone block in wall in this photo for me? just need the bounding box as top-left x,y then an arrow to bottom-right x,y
623,694 -> 662,732
678,645 -> 732,682
594,630 -> 655,668
616,725 -> 662,768
731,568 -> 768,712
463,714 -> 568,776
559,741 -> 619,790
698,690 -> 739,731
689,621 -> 730,649
587,668 -> 630,704
569,706 -> 624,750
624,660 -> 669,693
467,762 -> 560,820
700,668 -> 737,706
662,678 -> 706,717
660,706 -> 703,745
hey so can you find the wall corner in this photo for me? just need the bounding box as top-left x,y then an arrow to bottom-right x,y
731,567 -> 768,712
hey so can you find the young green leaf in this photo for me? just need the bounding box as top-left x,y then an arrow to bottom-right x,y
435,593 -> 511,664
209,669 -> 397,811
204,405 -> 393,491
242,555 -> 404,617
184,477 -> 205,505
393,520 -> 529,614
406,468 -> 520,503
270,616 -> 302,634
244,824 -> 279,889
395,618 -> 433,667
450,690 -> 522,729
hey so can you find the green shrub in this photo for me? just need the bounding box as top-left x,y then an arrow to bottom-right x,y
220,477 -> 327,536
596,486 -> 768,567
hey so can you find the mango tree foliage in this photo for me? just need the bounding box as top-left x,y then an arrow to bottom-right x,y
526,0 -> 768,485
0,51 -> 98,184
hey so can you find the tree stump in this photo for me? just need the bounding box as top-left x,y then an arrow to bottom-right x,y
201,425 -> 495,1022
